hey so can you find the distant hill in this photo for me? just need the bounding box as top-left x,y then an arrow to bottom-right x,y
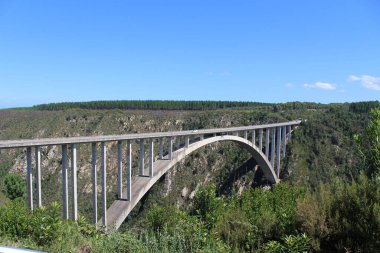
31,100 -> 380,113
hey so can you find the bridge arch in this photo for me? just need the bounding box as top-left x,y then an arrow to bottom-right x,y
105,135 -> 278,230
0,120 -> 301,230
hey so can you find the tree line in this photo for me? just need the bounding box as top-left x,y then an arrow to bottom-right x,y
32,100 -> 379,111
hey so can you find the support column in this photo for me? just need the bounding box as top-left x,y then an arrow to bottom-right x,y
271,128 -> 275,167
149,138 -> 154,178
265,128 -> 270,158
139,139 -> 144,176
101,142 -> 107,226
176,136 -> 180,149
117,141 -> 123,199
35,146 -> 41,208
244,131 -> 248,139
200,135 -> 204,140
91,143 -> 97,224
126,140 -> 132,201
276,127 -> 281,177
71,143 -> 78,221
185,136 -> 190,148
287,125 -> 292,141
159,137 -> 163,159
213,133 -> 216,137
259,129 -> 263,151
26,147 -> 33,211
169,138 -> 173,160
282,126 -> 287,157
252,130 -> 256,146
61,145 -> 68,219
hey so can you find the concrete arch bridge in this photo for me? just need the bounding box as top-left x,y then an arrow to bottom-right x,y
0,120 -> 301,230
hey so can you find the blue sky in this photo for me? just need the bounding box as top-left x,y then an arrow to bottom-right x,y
0,0 -> 379,108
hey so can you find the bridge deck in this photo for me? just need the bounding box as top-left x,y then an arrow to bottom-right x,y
0,121 -> 301,148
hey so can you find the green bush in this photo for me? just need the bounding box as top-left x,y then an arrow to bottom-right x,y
238,183 -> 304,248
0,200 -> 64,246
193,184 -> 223,228
3,173 -> 25,200
213,206 -> 253,251
354,108 -> 380,177
261,233 -> 312,253
296,176 -> 380,252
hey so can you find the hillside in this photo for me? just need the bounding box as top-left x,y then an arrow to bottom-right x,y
0,101 -> 379,252
0,103 -> 372,213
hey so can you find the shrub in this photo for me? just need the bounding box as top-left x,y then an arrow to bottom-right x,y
261,233 -> 312,253
193,184 -> 223,228
296,176 -> 380,252
3,173 -> 25,200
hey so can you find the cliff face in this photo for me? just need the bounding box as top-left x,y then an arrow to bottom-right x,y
0,106 -> 369,228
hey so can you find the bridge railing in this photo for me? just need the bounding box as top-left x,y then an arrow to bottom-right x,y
0,120 -> 301,227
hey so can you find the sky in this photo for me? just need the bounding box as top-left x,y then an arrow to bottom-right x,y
0,0 -> 379,108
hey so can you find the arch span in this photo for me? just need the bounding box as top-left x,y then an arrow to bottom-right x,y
103,135 -> 278,230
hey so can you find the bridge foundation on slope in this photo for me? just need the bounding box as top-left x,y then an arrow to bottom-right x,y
0,120 -> 301,230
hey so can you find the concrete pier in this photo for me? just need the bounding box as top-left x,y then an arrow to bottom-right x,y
271,128 -> 275,167
149,138 -> 154,177
71,144 -> 78,221
61,145 -> 68,220
26,147 -> 33,211
265,128 -> 270,157
126,140 -> 132,201
117,141 -> 123,199
35,146 -> 41,208
159,137 -> 163,159
276,127 -> 281,177
139,139 -> 144,176
91,143 -> 98,224
101,142 -> 107,226
282,126 -> 286,157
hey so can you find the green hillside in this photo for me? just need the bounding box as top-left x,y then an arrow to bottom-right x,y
0,101 -> 379,252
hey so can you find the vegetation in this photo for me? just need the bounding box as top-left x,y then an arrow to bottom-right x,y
0,102 -> 379,252
33,100 -> 274,111
3,173 -> 25,200
31,100 -> 379,112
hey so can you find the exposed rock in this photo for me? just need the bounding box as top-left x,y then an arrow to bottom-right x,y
189,190 -> 196,199
189,184 -> 200,199
181,187 -> 189,198
163,167 -> 176,197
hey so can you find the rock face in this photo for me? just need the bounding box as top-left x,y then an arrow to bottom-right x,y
189,190 -> 196,199
181,187 -> 189,198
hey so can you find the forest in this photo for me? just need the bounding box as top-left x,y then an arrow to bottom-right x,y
32,100 -> 379,112
0,101 -> 379,252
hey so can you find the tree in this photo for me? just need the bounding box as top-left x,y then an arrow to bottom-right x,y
354,108 -> 380,177
3,173 -> 26,200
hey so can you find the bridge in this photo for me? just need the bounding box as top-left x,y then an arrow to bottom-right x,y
0,120 -> 301,230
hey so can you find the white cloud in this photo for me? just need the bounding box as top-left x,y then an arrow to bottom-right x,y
304,82 -> 336,90
348,75 -> 380,91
